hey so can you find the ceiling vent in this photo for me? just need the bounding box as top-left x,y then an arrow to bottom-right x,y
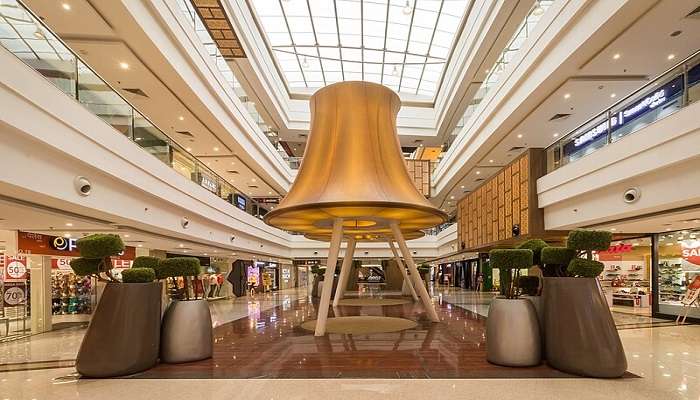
475,178 -> 484,182
549,113 -> 571,121
122,88 -> 148,97
248,184 -> 259,189
176,130 -> 194,138
508,146 -> 525,152
414,139 -> 424,143
226,170 -> 240,174
298,133 -> 308,138
686,5 -> 700,19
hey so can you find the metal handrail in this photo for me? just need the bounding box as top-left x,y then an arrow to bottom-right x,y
545,48 -> 700,171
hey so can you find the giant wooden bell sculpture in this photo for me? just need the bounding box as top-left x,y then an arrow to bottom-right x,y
265,81 -> 447,335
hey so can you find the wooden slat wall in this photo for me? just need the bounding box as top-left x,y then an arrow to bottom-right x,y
406,159 -> 431,198
456,149 -> 545,251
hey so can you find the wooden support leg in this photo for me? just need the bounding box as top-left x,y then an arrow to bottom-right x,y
315,218 -> 344,336
333,237 -> 357,307
390,222 -> 439,322
388,239 -> 419,301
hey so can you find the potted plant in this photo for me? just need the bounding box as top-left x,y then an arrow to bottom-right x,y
69,234 -> 161,378
418,264 -> 431,288
486,248 -> 540,367
543,229 -> 627,378
155,257 -> 212,363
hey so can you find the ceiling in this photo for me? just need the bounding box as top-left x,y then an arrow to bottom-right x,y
435,0 -> 700,215
248,0 -> 471,101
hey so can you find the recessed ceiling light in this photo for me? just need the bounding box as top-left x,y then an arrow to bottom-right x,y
476,171 -> 481,175
183,250 -> 189,253
63,233 -> 71,238
137,244 -> 143,247
488,159 -> 494,163
61,3 -> 71,11
124,234 -> 130,238
268,191 -> 272,195
119,61 -> 129,70
460,185 -> 465,189
179,243 -> 184,247
610,93 -> 616,98
553,133 -> 559,138
65,222 -> 73,227
203,253 -> 208,256
610,228 -> 616,231
517,134 -> 523,139
612,53 -> 620,60
563,93 -> 571,99
402,0 -> 412,15
251,178 -> 256,182
248,192 -> 252,195
213,147 -> 219,151
450,195 -> 455,200
178,116 -> 184,121
185,147 -> 192,152
667,54 -> 676,60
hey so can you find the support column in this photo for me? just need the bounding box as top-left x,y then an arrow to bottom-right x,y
390,223 -> 439,322
29,255 -> 52,334
388,240 -> 418,301
333,237 -> 356,307
315,218 -> 344,336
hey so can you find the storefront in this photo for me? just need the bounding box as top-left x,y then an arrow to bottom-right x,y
654,228 -> 700,321
598,237 -> 652,315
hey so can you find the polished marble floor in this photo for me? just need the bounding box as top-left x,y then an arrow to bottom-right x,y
1,286 -> 700,399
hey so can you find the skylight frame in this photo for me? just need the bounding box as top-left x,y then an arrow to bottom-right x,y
248,0 -> 471,100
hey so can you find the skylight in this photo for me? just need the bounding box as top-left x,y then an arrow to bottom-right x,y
249,0 -> 470,100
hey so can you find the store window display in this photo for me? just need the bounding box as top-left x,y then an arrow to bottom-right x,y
597,237 -> 652,314
657,228 -> 700,319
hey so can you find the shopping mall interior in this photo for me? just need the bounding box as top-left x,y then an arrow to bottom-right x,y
1,0 -> 700,398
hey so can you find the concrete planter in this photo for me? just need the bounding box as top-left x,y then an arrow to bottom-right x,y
486,297 -> 541,367
76,282 -> 161,378
543,277 -> 627,378
160,299 -> 213,363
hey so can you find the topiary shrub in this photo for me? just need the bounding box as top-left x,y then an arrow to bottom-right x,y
69,258 -> 101,277
132,256 -> 160,270
156,257 -> 202,300
70,234 -> 125,282
517,239 -> 548,266
489,249 -> 533,299
567,258 -> 604,278
122,268 -> 156,283
541,247 -> 576,277
566,230 -> 612,260
517,275 -> 540,296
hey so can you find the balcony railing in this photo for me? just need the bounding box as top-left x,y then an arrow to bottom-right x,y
545,49 -> 700,172
0,0 -> 272,219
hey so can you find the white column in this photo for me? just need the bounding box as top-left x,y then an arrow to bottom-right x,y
29,255 -> 52,334
333,237 -> 356,307
315,218 -> 344,336
388,239 -> 419,301
390,223 -> 439,322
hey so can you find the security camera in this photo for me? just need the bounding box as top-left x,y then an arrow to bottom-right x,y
74,176 -> 91,196
623,187 -> 640,204
180,217 -> 190,229
230,235 -> 236,243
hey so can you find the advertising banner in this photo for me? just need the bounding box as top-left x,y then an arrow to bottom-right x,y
3,256 -> 28,282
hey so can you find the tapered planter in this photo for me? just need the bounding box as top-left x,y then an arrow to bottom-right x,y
544,277 -> 627,378
76,282 -> 162,378
522,295 -> 545,356
312,276 -> 338,298
487,297 -> 541,367
160,299 -> 213,363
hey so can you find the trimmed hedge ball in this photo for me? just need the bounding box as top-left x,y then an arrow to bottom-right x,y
122,267 -> 156,283
69,257 -> 101,276
489,249 -> 533,270
517,275 -> 540,296
567,258 -> 604,278
132,256 -> 160,270
541,246 -> 576,266
517,239 -> 549,265
156,257 -> 201,279
566,230 -> 612,252
76,234 -> 124,259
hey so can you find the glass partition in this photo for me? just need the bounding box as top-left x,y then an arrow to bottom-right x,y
0,0 -> 270,219
546,49 -> 700,172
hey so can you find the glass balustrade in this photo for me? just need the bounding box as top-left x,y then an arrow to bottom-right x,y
546,50 -> 700,173
0,0 -> 271,220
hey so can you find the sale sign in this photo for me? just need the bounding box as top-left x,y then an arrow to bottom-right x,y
3,256 -> 28,282
3,283 -> 26,306
682,240 -> 700,266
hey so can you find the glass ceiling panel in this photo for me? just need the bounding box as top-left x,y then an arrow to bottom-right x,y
250,0 -> 471,100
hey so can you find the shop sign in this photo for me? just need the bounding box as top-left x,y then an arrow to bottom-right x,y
281,268 -> 291,280
50,236 -> 77,252
563,75 -> 683,157
603,243 -> 633,254
3,256 -> 28,282
681,240 -> 700,266
51,258 -> 74,270
18,231 -> 136,259
112,259 -> 132,269
197,172 -> 219,194
3,284 -> 26,306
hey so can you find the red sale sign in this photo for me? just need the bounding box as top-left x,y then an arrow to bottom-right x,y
3,256 -> 28,282
682,240 -> 700,266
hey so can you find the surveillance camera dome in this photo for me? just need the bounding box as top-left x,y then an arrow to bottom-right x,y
74,176 -> 91,196
623,187 -> 640,204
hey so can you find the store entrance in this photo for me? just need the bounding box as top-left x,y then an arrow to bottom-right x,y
598,237 -> 652,317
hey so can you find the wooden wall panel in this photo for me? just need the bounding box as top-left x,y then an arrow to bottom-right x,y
405,160 -> 431,197
455,149 -> 545,251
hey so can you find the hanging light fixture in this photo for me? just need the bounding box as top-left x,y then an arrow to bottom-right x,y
302,56 -> 310,68
402,0 -> 412,15
392,65 -> 399,76
532,1 -> 545,16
